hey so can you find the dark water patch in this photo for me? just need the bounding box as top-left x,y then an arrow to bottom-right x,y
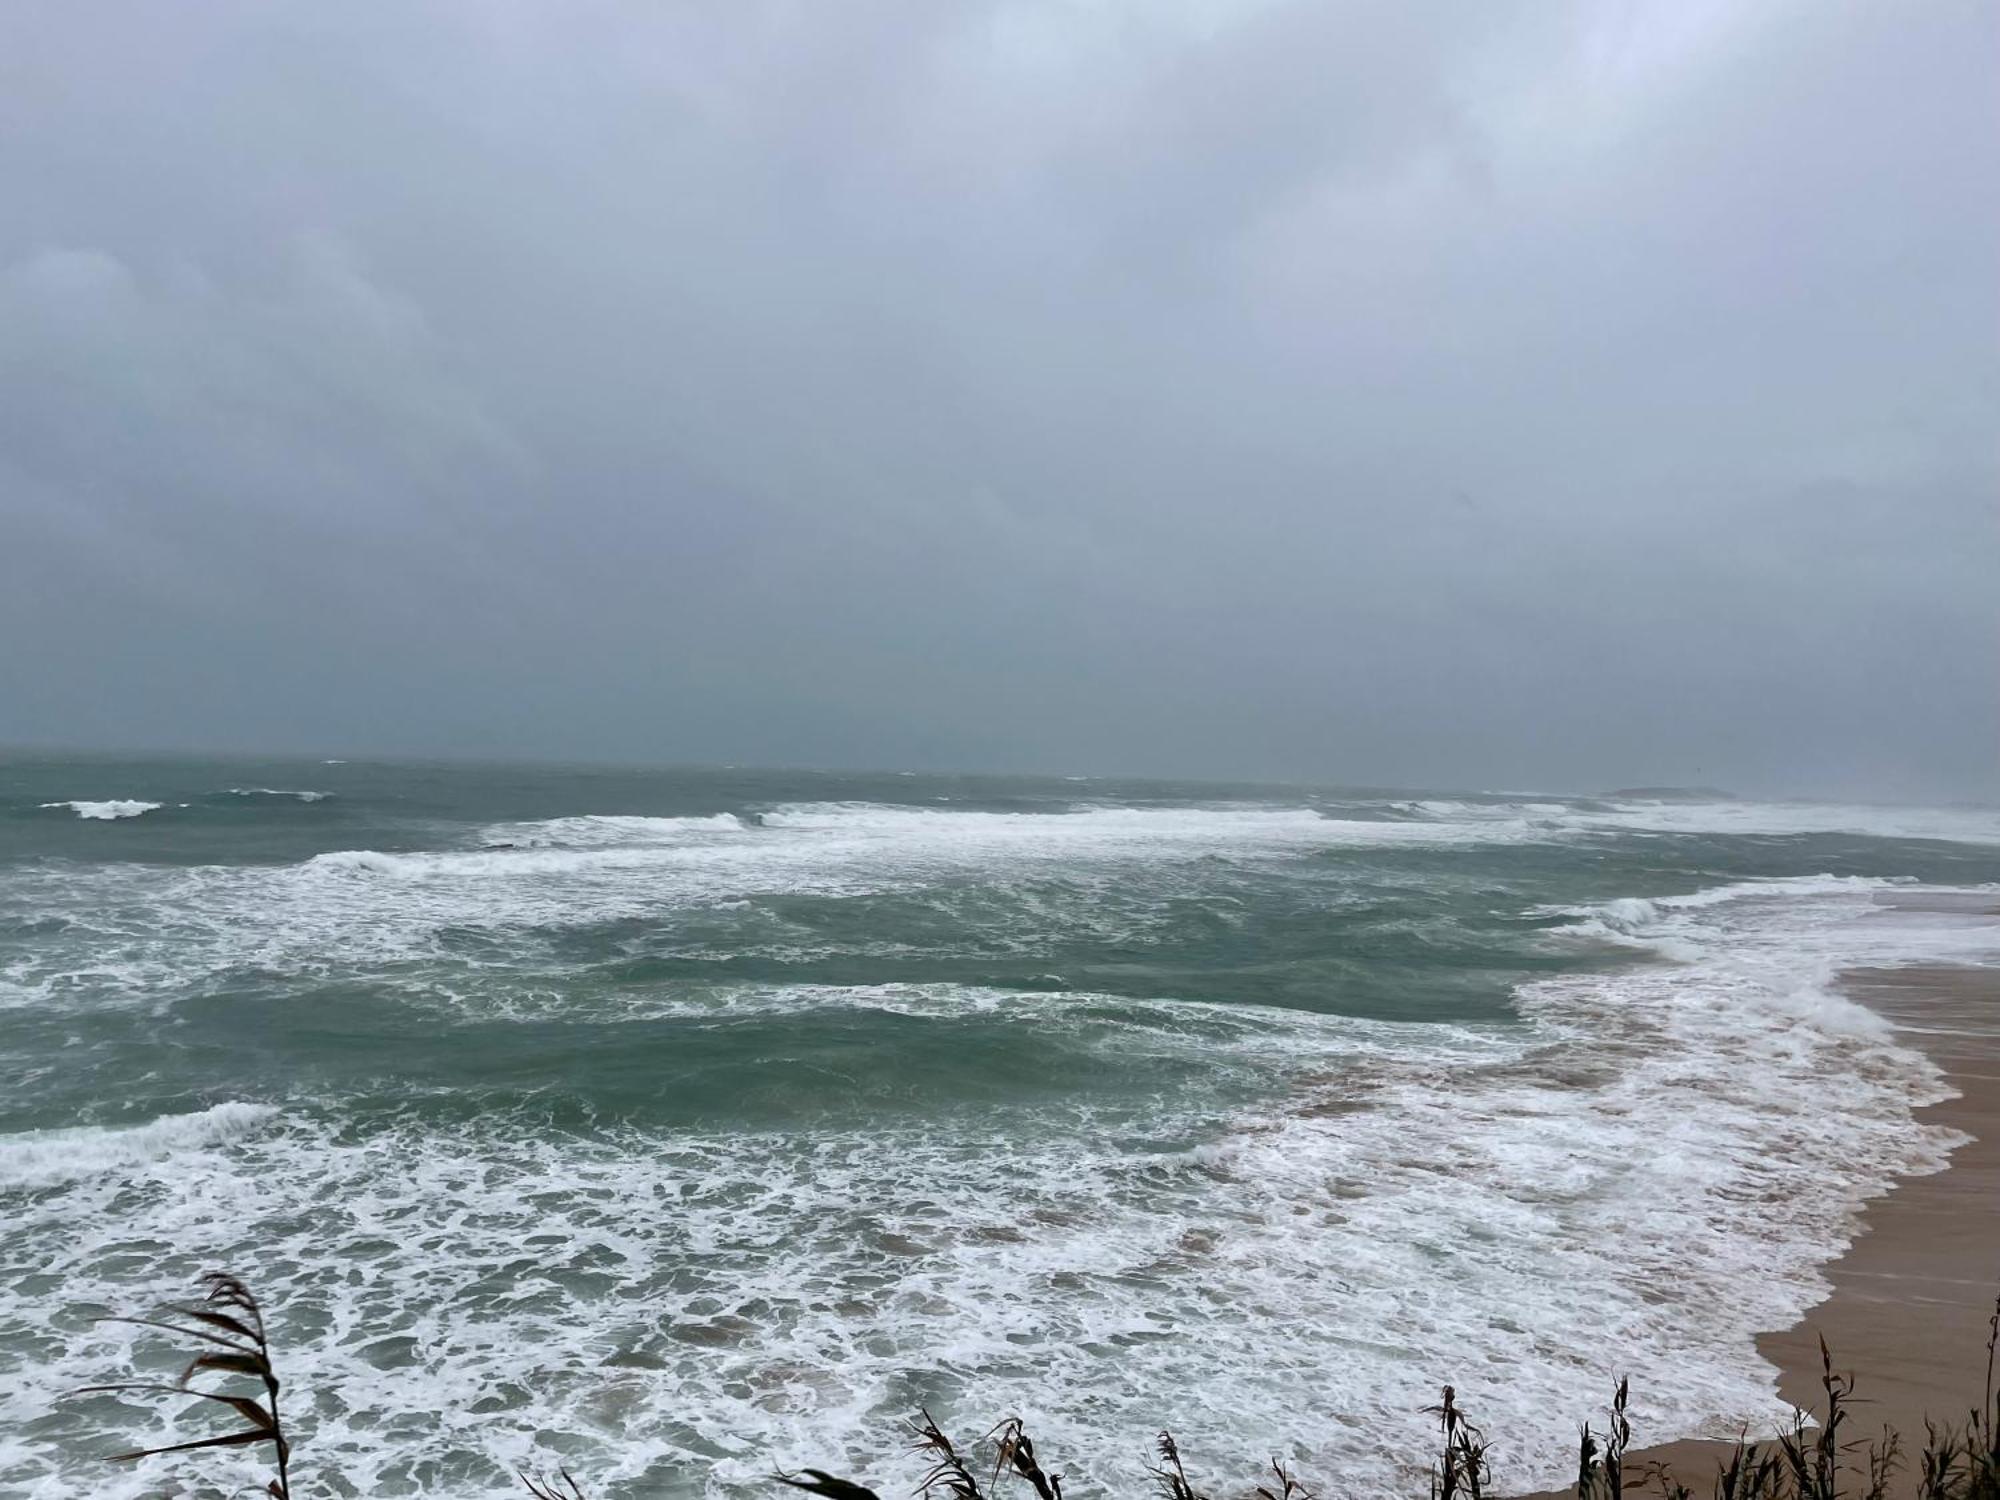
123,981 -> 1261,1132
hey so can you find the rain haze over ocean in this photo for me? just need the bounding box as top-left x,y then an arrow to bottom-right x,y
2,6 -> 1998,1500
1,1 -> 1995,798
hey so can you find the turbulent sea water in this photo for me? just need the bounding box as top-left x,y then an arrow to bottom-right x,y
4,755 -> 2000,1499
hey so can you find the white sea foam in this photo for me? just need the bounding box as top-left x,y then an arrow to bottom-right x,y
1389,797 -> 1573,821
209,802 -> 1531,983
226,787 -> 332,801
1575,798 -> 2000,845
487,800 -> 1536,853
36,799 -> 161,820
482,812 -> 748,847
2,795 -> 1991,1023
1367,793 -> 2000,847
710,798 -> 1538,857
3,881 -> 1995,1499
143,801 -> 1525,976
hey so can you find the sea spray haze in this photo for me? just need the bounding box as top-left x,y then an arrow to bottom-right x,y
4,753 -> 2000,1497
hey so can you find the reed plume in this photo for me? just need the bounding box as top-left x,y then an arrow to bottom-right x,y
70,1271 -> 292,1498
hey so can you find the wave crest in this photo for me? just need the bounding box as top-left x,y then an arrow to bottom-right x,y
0,1101 -> 279,1188
37,800 -> 162,820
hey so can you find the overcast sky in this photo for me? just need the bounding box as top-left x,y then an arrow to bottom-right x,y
2,1 -> 1994,799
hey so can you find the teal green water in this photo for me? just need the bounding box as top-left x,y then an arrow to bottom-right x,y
3,754 -> 1997,1498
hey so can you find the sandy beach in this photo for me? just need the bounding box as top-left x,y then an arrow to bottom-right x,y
1526,905 -> 2000,1497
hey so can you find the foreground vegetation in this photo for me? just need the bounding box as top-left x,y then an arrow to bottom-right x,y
63,1274 -> 2000,1500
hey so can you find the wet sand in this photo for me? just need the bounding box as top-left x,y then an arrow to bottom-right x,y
1522,922 -> 2000,1496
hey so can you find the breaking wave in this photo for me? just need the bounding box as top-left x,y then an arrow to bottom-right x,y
0,1102 -> 280,1190
36,800 -> 162,820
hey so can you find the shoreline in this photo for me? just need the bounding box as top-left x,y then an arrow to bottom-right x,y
1523,925 -> 2000,1496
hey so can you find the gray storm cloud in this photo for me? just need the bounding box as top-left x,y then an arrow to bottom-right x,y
2,0 -> 1994,798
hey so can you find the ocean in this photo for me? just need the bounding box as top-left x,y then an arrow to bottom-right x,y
3,753 -> 1998,1499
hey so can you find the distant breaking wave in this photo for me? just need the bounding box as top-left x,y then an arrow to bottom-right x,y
225,788 -> 332,802
37,800 -> 162,820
